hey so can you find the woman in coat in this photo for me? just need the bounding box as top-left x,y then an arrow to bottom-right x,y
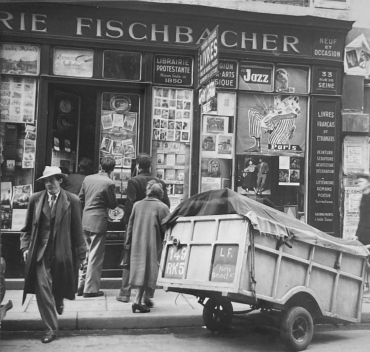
126,180 -> 170,313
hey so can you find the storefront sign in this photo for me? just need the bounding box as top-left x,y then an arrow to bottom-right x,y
215,60 -> 237,89
0,7 -> 347,60
308,97 -> 340,234
239,62 -> 274,92
154,54 -> 193,86
53,47 -> 94,78
198,26 -> 219,87
312,66 -> 342,95
313,32 -> 345,62
0,43 -> 40,75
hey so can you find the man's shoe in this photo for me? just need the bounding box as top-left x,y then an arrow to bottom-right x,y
83,291 -> 104,298
116,296 -> 130,303
144,298 -> 154,308
41,334 -> 56,343
77,285 -> 84,297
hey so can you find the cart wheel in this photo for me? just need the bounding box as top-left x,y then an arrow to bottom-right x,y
280,306 -> 313,351
203,298 -> 233,332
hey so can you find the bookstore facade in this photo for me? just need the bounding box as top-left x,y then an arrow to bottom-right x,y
0,3 -> 352,278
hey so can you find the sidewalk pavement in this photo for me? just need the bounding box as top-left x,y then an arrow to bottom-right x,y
2,289 -> 370,332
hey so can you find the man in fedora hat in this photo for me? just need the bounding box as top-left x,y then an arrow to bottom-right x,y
20,166 -> 87,343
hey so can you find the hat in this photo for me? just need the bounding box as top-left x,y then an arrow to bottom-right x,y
37,166 -> 68,182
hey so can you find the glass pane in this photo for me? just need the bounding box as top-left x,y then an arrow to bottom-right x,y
100,93 -> 139,200
151,87 -> 193,211
103,51 -> 141,81
1,75 -> 38,230
199,92 -> 236,193
236,92 -> 307,220
275,65 -> 310,94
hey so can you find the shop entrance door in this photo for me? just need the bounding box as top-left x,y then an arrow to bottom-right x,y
47,83 -> 143,279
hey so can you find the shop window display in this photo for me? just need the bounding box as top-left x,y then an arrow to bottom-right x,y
151,87 -> 193,211
199,92 -> 236,193
236,92 -> 308,216
99,93 -> 139,202
1,75 -> 38,230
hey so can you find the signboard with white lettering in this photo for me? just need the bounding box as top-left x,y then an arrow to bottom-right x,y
308,97 -> 340,234
215,60 -> 237,89
313,32 -> 345,62
211,245 -> 238,283
198,26 -> 219,87
312,66 -> 342,95
154,54 -> 193,86
239,62 -> 274,92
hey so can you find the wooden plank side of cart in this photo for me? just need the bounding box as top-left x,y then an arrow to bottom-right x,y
157,214 -> 366,323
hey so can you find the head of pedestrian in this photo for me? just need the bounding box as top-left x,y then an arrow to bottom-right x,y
100,156 -> 115,175
356,174 -> 370,193
146,180 -> 163,200
79,157 -> 93,175
37,166 -> 68,195
136,153 -> 151,172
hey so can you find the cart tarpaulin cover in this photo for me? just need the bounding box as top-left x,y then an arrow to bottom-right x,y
163,189 -> 369,257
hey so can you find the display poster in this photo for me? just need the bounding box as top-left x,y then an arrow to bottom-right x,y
103,50 -> 141,81
308,97 -> 340,234
343,136 -> 370,175
344,34 -> 370,78
154,54 -> 193,86
0,76 -> 36,124
217,92 -> 236,116
0,43 -> 40,75
312,66 -> 341,95
343,186 -> 362,240
200,157 -> 232,192
274,65 -> 309,94
236,93 -> 307,155
278,156 -> 301,186
215,60 -> 237,89
53,48 -> 94,77
237,155 -> 272,195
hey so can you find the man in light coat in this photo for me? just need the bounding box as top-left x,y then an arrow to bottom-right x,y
79,156 -> 117,297
21,166 -> 87,343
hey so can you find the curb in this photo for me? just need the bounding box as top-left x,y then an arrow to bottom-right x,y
1,313 -> 204,331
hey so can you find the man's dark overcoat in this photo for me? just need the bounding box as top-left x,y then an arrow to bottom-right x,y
20,189 -> 87,304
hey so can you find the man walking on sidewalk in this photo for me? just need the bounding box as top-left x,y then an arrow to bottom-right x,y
20,166 -> 87,343
116,153 -> 170,305
79,156 -> 117,298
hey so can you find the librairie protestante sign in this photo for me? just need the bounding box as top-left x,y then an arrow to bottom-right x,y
154,54 -> 193,86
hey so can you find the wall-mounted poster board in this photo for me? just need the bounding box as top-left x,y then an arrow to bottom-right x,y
343,136 -> 370,175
